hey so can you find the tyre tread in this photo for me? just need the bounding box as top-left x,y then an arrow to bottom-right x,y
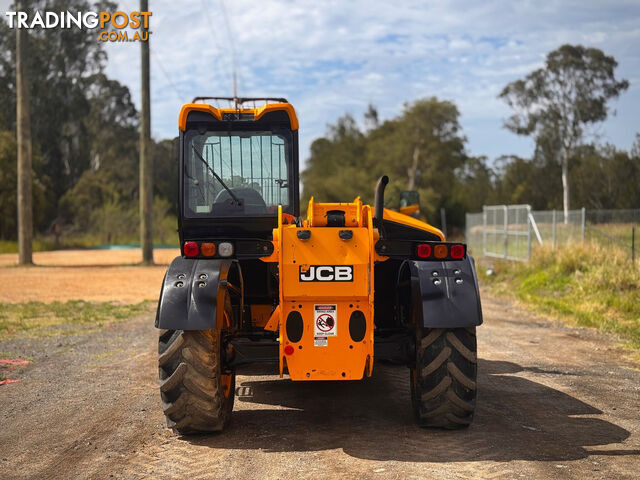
158,328 -> 234,434
412,327 -> 477,429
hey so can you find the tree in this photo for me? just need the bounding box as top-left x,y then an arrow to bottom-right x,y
368,98 -> 467,225
499,44 -> 628,222
452,156 -> 495,213
631,133 -> 640,159
570,144 -> 640,209
492,154 -> 560,210
363,103 -> 379,131
302,98 -> 468,227
0,0 -> 117,208
301,114 -> 368,209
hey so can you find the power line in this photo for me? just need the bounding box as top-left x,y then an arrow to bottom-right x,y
200,0 -> 224,53
119,0 -> 184,102
150,48 -> 185,101
219,0 -> 241,98
202,0 -> 235,99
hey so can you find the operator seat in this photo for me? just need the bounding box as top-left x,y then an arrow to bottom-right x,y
212,187 -> 268,215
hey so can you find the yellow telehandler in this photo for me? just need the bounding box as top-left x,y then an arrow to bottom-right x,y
156,98 -> 482,433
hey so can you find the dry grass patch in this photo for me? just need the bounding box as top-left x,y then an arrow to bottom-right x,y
480,244 -> 640,350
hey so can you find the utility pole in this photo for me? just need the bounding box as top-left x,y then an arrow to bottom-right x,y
16,0 -> 33,265
140,0 -> 153,264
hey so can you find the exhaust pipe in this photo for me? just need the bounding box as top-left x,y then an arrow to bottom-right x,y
373,175 -> 389,229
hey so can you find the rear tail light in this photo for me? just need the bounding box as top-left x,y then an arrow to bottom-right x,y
450,244 -> 465,259
434,244 -> 448,259
218,242 -> 234,257
411,242 -> 467,261
416,244 -> 432,258
201,242 -> 216,257
183,241 -> 199,257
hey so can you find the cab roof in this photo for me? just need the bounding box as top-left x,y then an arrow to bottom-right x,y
179,100 -> 299,131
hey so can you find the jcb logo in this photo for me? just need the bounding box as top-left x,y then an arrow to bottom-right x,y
299,265 -> 353,282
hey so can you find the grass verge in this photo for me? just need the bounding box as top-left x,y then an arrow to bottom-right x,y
479,244 -> 640,350
0,300 -> 153,340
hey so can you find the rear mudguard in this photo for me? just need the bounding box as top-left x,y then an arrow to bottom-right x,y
405,255 -> 483,328
155,257 -> 239,330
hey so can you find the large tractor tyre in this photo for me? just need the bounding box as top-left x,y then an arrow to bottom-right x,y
410,327 -> 477,429
158,294 -> 235,434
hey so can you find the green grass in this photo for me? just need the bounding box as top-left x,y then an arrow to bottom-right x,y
0,300 -> 153,340
480,243 -> 640,350
586,223 -> 637,252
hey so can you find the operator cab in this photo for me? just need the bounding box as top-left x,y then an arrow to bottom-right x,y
178,98 -> 300,254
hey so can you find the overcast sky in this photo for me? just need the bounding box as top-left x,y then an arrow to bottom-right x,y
4,1 -> 640,167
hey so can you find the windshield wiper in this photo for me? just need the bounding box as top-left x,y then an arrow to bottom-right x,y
191,145 -> 242,206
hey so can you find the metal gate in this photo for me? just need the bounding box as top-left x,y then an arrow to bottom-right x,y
482,205 -> 542,261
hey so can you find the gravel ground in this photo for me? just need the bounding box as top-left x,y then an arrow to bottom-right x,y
0,293 -> 638,479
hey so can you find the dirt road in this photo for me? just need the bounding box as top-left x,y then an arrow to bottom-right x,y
1,294 -> 639,479
0,249 -> 178,303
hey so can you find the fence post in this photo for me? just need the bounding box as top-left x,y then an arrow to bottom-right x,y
482,206 -> 487,258
465,212 -> 468,244
527,205 -> 532,261
552,209 -> 557,250
581,207 -> 586,244
515,207 -> 519,258
503,205 -> 508,259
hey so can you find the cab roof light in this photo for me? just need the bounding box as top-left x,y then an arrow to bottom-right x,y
184,241 -> 199,257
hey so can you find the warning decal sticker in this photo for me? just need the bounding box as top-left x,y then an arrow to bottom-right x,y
314,304 -> 337,338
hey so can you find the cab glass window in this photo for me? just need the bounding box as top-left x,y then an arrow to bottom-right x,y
184,130 -> 291,217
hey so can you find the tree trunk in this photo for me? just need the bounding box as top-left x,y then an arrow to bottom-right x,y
16,3 -> 33,265
139,0 -> 153,264
407,145 -> 420,190
561,150 -> 570,224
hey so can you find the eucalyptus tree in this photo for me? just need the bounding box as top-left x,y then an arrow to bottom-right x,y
499,44 -> 628,222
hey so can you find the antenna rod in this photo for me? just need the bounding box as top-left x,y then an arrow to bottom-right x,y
219,0 -> 239,109
233,70 -> 238,110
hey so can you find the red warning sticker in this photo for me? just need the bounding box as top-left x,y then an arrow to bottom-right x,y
314,304 -> 337,338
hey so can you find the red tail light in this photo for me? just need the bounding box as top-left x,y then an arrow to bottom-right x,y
183,241 -> 199,257
416,244 -> 432,258
450,244 -> 465,259
284,345 -> 294,355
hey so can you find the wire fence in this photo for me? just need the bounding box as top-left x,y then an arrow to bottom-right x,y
466,206 -> 638,262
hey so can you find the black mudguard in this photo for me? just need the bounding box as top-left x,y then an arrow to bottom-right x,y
406,255 -> 483,328
155,256 -> 238,330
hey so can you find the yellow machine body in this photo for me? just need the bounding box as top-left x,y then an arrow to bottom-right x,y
158,98 -> 482,433
262,198 -> 384,380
